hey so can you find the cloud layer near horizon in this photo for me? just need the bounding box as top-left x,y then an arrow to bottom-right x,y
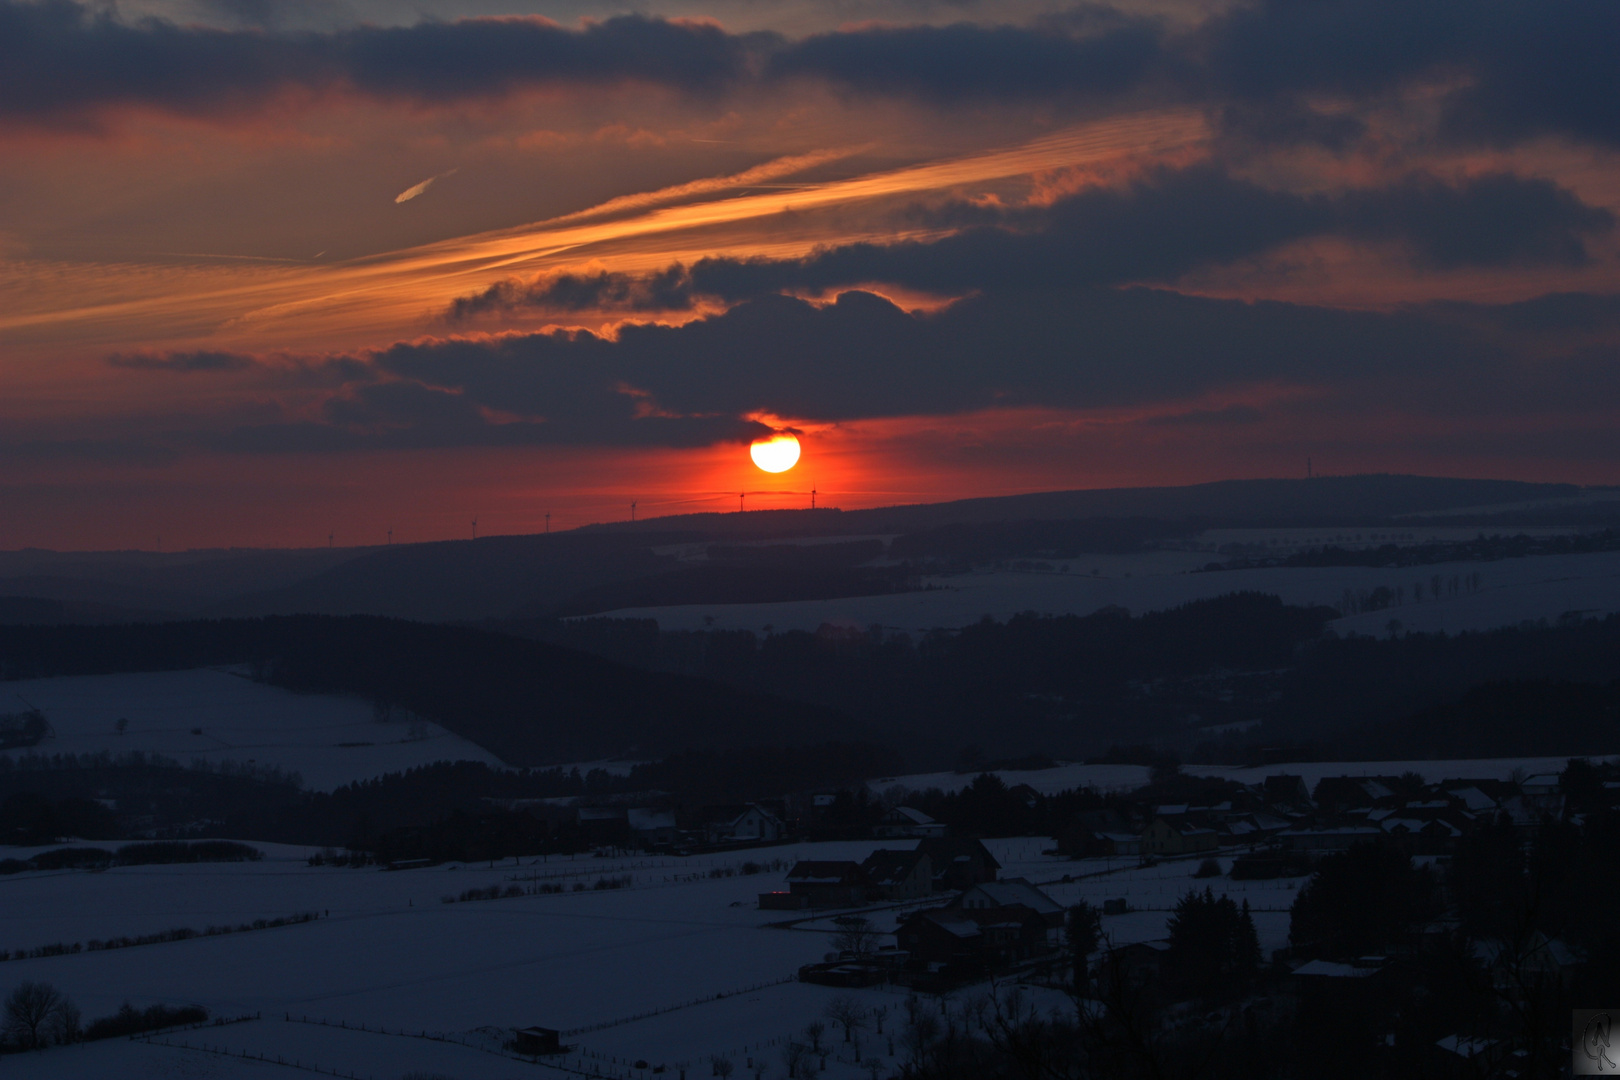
51,284 -> 1617,463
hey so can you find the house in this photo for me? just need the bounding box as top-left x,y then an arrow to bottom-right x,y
700,804 -> 784,845
783,860 -> 867,908
861,848 -> 933,901
896,908 -> 985,973
1518,774 -> 1565,816
626,808 -> 677,846
1095,940 -> 1169,991
1263,774 -> 1311,806
1095,831 -> 1143,857
1473,931 -> 1583,992
1275,825 -> 1383,852
917,837 -> 1000,891
1291,958 -> 1383,981
1311,776 -> 1398,812
1221,812 -> 1291,845
875,806 -> 947,839
965,904 -> 1052,966
1140,817 -> 1218,856
513,1027 -> 564,1055
956,878 -> 1065,931
575,805 -> 631,843
1520,773 -> 1561,797
1443,786 -> 1499,813
1376,812 -> 1466,854
897,904 -> 1051,975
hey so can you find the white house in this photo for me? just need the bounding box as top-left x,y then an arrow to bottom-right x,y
874,806 -> 947,839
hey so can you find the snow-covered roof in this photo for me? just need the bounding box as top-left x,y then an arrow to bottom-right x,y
626,808 -> 675,831
916,910 -> 981,938
787,860 -> 862,884
886,806 -> 936,825
1436,1035 -> 1497,1058
1293,960 -> 1375,978
1449,786 -> 1497,811
961,879 -> 1062,915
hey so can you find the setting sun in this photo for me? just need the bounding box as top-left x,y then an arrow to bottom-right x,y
749,433 -> 802,473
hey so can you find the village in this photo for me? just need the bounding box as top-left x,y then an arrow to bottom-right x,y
450,756 -> 1606,1077
0,755 -> 1608,1077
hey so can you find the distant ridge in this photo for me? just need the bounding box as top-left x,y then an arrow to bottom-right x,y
584,474 -> 1593,537
0,475 -> 1609,623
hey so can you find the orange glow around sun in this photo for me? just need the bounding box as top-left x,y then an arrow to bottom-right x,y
749,433 -> 802,473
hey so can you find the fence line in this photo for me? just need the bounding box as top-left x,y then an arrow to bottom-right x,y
562,974 -> 796,1036
283,1013 -> 601,1077
140,1034 -> 375,1079
0,912 -> 321,965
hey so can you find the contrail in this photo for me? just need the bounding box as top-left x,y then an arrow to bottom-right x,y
395,169 -> 459,204
538,145 -> 869,226
0,111 -> 1210,350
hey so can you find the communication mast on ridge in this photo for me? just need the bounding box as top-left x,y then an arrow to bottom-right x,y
471,518 -> 478,539
631,502 -> 637,522
811,488 -> 817,510
387,527 -> 393,545
545,512 -> 550,534
738,492 -> 745,513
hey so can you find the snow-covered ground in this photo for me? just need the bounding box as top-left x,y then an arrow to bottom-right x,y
877,755 -> 1610,798
592,548 -> 1620,636
0,836 -> 1169,1079
1,669 -> 504,790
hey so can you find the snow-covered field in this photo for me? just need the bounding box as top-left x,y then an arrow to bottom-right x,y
2,669 -> 503,790
0,837 -> 1122,1079
878,754 -> 1609,798
593,548 -> 1620,636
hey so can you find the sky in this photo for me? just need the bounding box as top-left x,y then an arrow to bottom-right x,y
1,0 -> 1618,549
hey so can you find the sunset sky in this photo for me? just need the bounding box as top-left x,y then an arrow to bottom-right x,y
2,0 -> 1617,549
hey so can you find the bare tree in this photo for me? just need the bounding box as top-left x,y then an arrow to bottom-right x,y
712,1056 -> 735,1078
1066,902 -> 1102,994
825,995 -> 868,1046
872,1003 -> 889,1034
901,996 -> 941,1069
49,997 -> 81,1044
782,1041 -> 810,1078
830,915 -> 879,957
4,982 -> 70,1049
805,1020 -> 827,1055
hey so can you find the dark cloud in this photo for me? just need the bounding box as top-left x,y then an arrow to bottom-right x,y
65,287 -> 1620,456
448,267 -> 698,321
3,0 -> 1615,153
452,167 -> 1612,318
1339,173 -> 1614,269
403,287 -> 1490,428
765,17 -> 1165,102
0,1 -> 748,122
1194,0 -> 1620,148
